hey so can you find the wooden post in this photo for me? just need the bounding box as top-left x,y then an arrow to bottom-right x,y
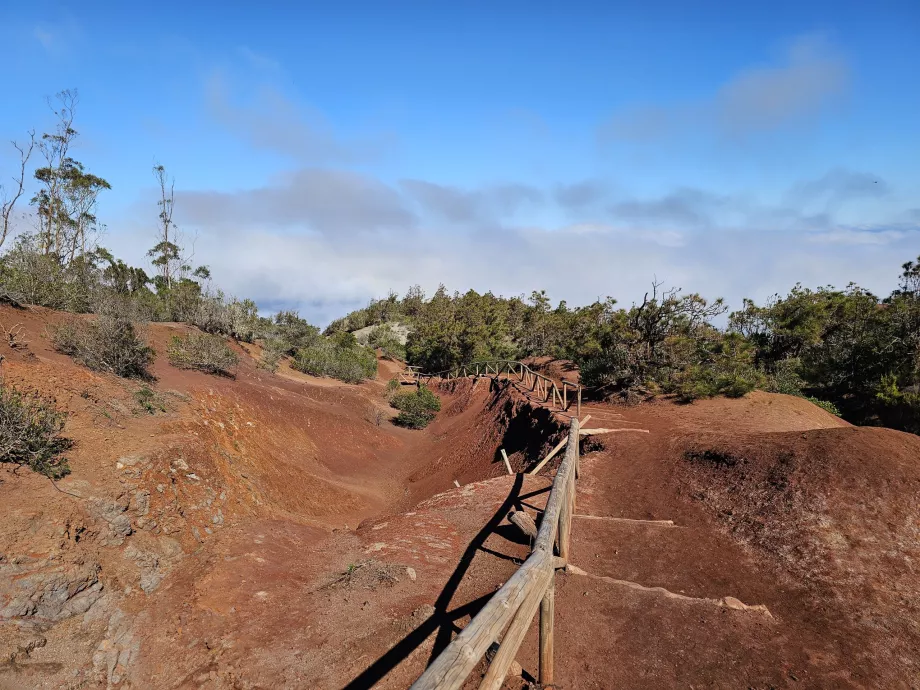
563,382 -> 568,410
539,581 -> 555,685
559,471 -> 575,560
500,448 -> 513,475
479,565 -> 553,690
508,510 -> 538,540
577,385 -> 582,418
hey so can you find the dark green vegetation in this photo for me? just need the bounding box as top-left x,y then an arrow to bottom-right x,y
291,331 -> 378,384
0,382 -> 71,478
333,257 -> 920,434
389,385 -> 441,429
167,333 -> 240,377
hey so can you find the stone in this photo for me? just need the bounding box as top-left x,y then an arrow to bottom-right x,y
406,567 -> 417,582
130,490 -> 150,516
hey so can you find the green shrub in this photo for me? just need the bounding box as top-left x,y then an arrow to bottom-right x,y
806,396 -> 842,416
167,333 -> 239,376
0,382 -> 71,478
50,316 -> 155,379
384,377 -> 400,401
134,385 -> 166,414
291,338 -> 377,383
764,357 -> 806,396
391,385 -> 441,429
368,324 -> 407,361
257,342 -> 283,373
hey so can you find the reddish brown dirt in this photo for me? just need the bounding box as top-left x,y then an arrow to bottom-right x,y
2,305 -> 918,689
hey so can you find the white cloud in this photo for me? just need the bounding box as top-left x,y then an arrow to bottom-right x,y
206,72 -> 392,164
601,33 -> 849,142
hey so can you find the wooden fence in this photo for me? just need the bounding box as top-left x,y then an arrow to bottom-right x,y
410,416 -> 582,689
420,360 -> 581,417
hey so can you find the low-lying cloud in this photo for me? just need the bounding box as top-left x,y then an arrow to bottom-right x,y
106,164 -> 917,326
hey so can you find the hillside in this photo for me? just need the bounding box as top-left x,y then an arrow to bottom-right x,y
1,303 -> 919,689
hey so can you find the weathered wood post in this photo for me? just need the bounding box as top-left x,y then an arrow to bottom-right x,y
577,385 -> 582,419
559,467 -> 575,560
540,581 -> 555,685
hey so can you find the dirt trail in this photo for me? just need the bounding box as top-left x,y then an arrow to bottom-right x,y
2,306 -> 918,689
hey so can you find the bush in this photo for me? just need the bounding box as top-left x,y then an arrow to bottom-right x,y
391,385 -> 441,429
764,357 -> 805,396
167,333 -> 239,376
291,338 -> 378,383
134,385 -> 166,414
50,316 -> 155,378
368,324 -> 407,361
384,377 -> 400,402
257,342 -> 284,373
806,396 -> 842,417
0,382 -> 71,478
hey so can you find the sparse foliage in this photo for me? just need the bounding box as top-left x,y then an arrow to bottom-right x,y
1,130 -> 36,251
51,316 -> 154,378
167,333 -> 239,376
0,381 -> 71,478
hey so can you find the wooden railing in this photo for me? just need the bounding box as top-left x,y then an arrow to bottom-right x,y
397,365 -> 422,385
410,416 -> 581,689
421,360 -> 581,417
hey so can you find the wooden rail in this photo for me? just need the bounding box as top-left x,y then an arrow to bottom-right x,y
397,365 -> 422,385
410,417 -> 581,689
420,359 -> 581,417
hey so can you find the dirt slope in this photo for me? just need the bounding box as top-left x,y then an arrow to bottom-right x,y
2,303 -> 918,689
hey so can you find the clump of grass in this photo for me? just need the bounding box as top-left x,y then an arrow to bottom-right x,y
134,385 -> 166,414
167,333 -> 239,376
50,316 -> 154,379
0,381 -> 71,478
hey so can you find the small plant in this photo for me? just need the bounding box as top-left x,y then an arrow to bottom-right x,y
391,385 -> 441,429
3,323 -> 27,350
50,316 -> 155,379
384,377 -> 400,401
366,405 -> 385,426
134,385 -> 166,414
0,381 -> 71,478
167,333 -> 239,376
806,396 -> 842,417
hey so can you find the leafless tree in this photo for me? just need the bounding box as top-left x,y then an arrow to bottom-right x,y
0,131 -> 36,251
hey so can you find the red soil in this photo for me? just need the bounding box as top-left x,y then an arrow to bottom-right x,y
1,304 -> 918,689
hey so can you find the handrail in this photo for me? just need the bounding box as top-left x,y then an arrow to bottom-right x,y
419,359 -> 582,417
410,417 -> 581,689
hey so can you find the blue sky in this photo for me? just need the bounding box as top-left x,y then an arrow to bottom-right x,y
1,1 -> 919,323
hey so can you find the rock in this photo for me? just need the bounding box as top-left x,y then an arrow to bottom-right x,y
0,562 -> 103,621
510,660 -> 523,677
406,567 -> 417,582
130,490 -> 150,516
93,608 -> 143,687
88,498 -> 133,545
